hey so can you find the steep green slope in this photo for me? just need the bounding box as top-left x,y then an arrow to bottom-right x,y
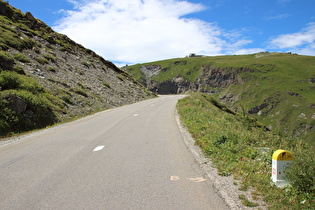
125,53 -> 315,144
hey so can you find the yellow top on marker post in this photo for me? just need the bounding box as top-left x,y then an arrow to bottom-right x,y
272,149 -> 294,161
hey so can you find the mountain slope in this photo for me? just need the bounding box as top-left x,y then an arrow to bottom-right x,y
124,53 -> 315,144
0,1 -> 153,136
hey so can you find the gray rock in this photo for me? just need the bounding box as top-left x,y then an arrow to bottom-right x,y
7,96 -> 27,113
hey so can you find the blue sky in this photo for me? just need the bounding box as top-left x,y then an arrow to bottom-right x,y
9,0 -> 315,65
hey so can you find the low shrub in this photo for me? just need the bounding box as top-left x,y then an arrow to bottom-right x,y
43,54 -> 56,62
285,147 -> 315,194
0,50 -> 14,63
103,82 -> 111,89
82,61 -> 89,68
0,28 -> 35,51
73,88 -> 88,97
0,71 -> 63,136
117,74 -> 124,81
0,71 -> 45,93
14,53 -> 30,63
35,57 -> 49,64
13,66 -> 25,75
0,50 -> 14,70
61,94 -> 74,105
48,66 -> 56,72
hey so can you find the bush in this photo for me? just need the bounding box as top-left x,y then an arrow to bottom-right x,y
35,57 -> 49,64
0,99 -> 19,134
0,70 -> 21,90
0,50 -> 14,70
43,54 -> 56,62
74,88 -> 88,97
0,43 -> 9,50
0,72 -> 63,136
82,61 -> 89,68
0,29 -> 36,51
0,90 -> 58,135
0,71 -> 45,93
285,148 -> 315,193
103,82 -> 111,89
14,53 -> 30,63
13,66 -> 25,75
0,51 -> 14,63
48,66 -> 56,72
117,74 -> 124,81
61,95 -> 74,105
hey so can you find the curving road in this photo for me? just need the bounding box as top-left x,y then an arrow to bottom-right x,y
0,95 -> 229,209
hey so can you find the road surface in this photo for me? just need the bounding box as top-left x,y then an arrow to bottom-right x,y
1,95 -> 229,209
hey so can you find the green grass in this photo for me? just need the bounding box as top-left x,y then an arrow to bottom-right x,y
177,92 -> 315,209
43,54 -> 56,62
0,0 -> 86,56
73,88 -> 88,97
216,54 -> 315,144
14,53 -> 30,63
48,66 -> 56,72
103,82 -> 111,89
0,50 -> 14,70
0,16 -> 36,51
35,57 -> 49,64
116,74 -> 125,81
0,71 -> 63,136
126,53 -> 315,145
12,65 -> 25,74
82,61 -> 89,68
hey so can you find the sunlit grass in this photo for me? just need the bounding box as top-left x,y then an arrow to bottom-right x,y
177,92 -> 315,209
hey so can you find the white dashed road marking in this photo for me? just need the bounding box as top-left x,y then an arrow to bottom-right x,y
170,176 -> 206,182
188,177 -> 206,182
93,146 -> 105,151
170,176 -> 179,181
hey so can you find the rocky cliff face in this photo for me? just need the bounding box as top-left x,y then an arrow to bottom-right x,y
132,64 -> 245,94
0,1 -> 153,136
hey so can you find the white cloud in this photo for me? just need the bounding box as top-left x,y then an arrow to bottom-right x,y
54,0 -> 253,64
268,22 -> 315,55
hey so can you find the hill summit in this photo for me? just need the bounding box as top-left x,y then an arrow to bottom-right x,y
0,0 -> 153,136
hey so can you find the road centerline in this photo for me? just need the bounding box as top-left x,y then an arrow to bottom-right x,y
93,146 -> 105,152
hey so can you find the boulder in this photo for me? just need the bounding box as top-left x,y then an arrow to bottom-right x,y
25,11 -> 36,22
6,95 -> 27,113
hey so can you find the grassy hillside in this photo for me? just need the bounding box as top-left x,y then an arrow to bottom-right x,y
177,93 -> 314,209
126,53 -> 315,144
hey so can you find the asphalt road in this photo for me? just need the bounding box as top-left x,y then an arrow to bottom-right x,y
0,95 -> 229,209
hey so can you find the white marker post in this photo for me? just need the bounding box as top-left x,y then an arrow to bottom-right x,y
271,149 -> 294,187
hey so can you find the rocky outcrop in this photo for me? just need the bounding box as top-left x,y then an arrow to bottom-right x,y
198,65 -> 245,88
138,64 -> 246,94
5,95 -> 27,113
